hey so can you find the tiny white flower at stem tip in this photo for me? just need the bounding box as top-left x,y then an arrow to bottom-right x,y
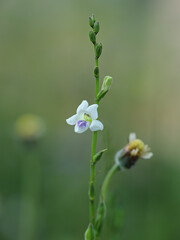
66,100 -> 104,134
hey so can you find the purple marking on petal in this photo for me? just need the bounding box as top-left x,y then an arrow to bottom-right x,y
77,120 -> 87,128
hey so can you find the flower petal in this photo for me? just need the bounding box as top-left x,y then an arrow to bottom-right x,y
130,148 -> 139,156
77,100 -> 88,114
66,114 -> 78,125
114,149 -> 124,166
129,133 -> 136,142
74,120 -> 89,133
89,120 -> 103,131
141,152 -> 153,159
143,145 -> 151,152
86,104 -> 98,120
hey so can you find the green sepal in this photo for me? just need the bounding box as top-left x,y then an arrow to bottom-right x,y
91,14 -> 96,23
94,22 -> 100,34
96,89 -> 108,102
89,17 -> 94,28
88,181 -> 95,201
96,76 -> 113,101
89,31 -> 96,44
94,67 -> 99,78
95,43 -> 102,58
94,201 -> 106,237
93,149 -> 107,164
84,223 -> 95,240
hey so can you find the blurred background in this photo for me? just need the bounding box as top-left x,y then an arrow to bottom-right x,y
0,0 -> 180,239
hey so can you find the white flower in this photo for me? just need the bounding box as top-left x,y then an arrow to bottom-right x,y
66,100 -> 104,133
115,133 -> 153,169
128,133 -> 153,159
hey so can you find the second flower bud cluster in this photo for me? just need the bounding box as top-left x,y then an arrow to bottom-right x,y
89,15 -> 102,59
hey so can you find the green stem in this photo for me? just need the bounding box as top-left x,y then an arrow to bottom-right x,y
19,148 -> 41,240
100,164 -> 119,202
94,47 -> 99,102
94,164 -> 119,240
89,132 -> 97,224
89,46 -> 100,224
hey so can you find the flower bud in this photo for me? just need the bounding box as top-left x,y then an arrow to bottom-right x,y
84,223 -> 95,240
89,17 -> 94,28
96,76 -> 113,101
115,133 -> 153,169
95,43 -> 102,58
94,201 -> 106,237
89,31 -> 96,44
93,149 -> 107,164
94,67 -> 99,78
94,22 -> 100,34
101,76 -> 113,92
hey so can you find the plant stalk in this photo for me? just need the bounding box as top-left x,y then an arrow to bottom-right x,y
19,148 -> 41,240
100,164 -> 119,202
89,47 -> 100,224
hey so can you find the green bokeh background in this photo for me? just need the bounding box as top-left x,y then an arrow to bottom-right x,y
0,0 -> 180,239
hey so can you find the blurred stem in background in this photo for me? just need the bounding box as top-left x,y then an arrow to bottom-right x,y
19,146 -> 42,240
15,114 -> 45,240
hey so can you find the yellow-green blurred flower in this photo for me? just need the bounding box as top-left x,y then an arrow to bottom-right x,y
15,114 -> 46,142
